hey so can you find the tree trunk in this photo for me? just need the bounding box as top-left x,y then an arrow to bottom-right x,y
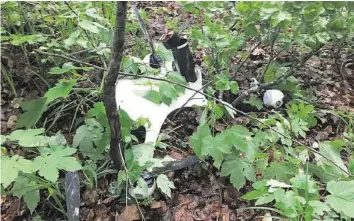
103,2 -> 127,171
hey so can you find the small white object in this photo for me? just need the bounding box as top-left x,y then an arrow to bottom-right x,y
312,142 -> 319,149
267,179 -> 292,193
116,66 -> 207,144
262,212 -> 273,221
129,176 -> 156,199
250,78 -> 259,88
263,89 -> 284,108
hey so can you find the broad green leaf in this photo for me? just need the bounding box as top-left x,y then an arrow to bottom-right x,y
272,11 -> 292,27
326,180 -> 354,218
290,173 -> 317,193
64,29 -> 81,47
315,140 -> 348,177
242,188 -> 267,200
73,124 -> 104,160
190,124 -> 212,158
131,143 -> 155,167
156,174 -> 175,198
264,162 -> 297,182
49,132 -> 67,147
221,155 -> 256,190
159,82 -> 178,105
222,125 -> 253,153
44,79 -> 77,104
16,97 -> 47,129
12,175 -> 40,213
230,81 -> 239,94
166,72 -> 187,94
308,200 -> 331,216
88,102 -> 109,127
202,135 -> 231,168
7,128 -> 49,147
49,63 -> 92,75
144,90 -> 162,104
32,146 -> 82,182
24,188 -> 40,214
275,190 -> 305,218
1,155 -> 33,187
78,20 -> 100,34
245,97 -> 264,110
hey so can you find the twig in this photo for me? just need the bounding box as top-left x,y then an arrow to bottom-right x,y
230,41 -> 261,81
34,49 -> 106,71
258,27 -> 280,83
104,1 -> 127,171
231,45 -> 323,106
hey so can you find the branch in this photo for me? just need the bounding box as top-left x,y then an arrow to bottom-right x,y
231,45 -> 323,106
104,2 -> 128,171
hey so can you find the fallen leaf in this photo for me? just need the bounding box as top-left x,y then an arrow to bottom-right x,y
115,205 -> 140,221
6,115 -> 17,129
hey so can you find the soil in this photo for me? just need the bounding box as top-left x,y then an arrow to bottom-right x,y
1,2 -> 354,221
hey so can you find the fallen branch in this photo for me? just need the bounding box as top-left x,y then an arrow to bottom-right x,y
231,45 -> 323,106
104,2 -> 128,171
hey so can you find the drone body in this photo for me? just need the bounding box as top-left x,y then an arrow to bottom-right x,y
263,89 -> 285,109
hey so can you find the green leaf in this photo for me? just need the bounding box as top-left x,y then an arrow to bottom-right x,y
32,146 -> 82,182
272,11 -> 292,27
166,72 -> 187,94
1,155 -> 33,187
131,143 -> 155,167
349,159 -> 354,174
190,124 -> 212,158
264,162 -> 297,182
64,30 -> 81,47
215,38 -> 230,47
0,135 -> 7,145
245,97 -> 264,110
44,79 -> 77,104
7,128 -> 49,147
88,102 -> 109,127
242,188 -> 267,200
290,173 -> 317,193
144,90 -> 162,104
326,180 -> 354,218
222,125 -> 253,153
12,175 -> 40,213
16,97 -> 47,129
221,155 -> 256,190
308,200 -> 331,216
78,20 -> 100,34
49,132 -> 67,147
159,82 -> 178,105
230,81 -> 239,94
202,135 -> 231,168
73,123 -> 104,160
156,174 -> 175,198
24,188 -> 40,214
315,140 -> 348,177
49,63 -> 92,75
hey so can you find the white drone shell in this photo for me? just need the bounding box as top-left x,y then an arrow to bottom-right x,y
129,177 -> 156,199
263,89 -> 284,109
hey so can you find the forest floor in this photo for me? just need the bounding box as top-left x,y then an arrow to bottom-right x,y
1,2 -> 354,221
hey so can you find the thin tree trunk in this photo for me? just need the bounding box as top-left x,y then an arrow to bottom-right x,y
103,2 -> 127,171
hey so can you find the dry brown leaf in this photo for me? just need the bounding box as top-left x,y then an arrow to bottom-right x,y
115,205 -> 140,221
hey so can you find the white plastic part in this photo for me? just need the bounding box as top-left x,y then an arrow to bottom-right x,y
116,66 -> 207,144
263,89 -> 284,109
129,177 -> 156,199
